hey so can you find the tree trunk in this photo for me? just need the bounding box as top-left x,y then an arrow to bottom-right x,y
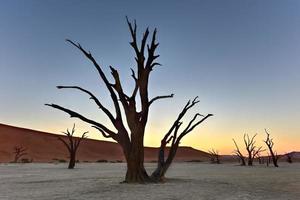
125,157 -> 149,183
150,148 -> 166,182
124,133 -> 150,183
240,157 -> 246,166
68,152 -> 76,169
248,158 -> 253,166
150,143 -> 178,182
270,152 -> 279,167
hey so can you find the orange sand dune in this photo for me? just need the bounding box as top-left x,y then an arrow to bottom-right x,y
0,123 -> 210,163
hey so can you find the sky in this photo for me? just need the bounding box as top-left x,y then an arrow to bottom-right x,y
0,0 -> 299,154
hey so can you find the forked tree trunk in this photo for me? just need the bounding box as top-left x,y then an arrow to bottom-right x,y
150,99 -> 212,182
151,144 -> 178,182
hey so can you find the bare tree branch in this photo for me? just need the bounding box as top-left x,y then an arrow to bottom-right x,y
45,104 -> 117,138
58,137 -> 71,152
75,131 -> 88,150
92,126 -> 119,141
148,94 -> 174,106
56,86 -> 115,123
65,39 -> 123,121
208,148 -> 220,164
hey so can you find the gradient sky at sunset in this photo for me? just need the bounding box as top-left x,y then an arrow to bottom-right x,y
0,0 -> 299,154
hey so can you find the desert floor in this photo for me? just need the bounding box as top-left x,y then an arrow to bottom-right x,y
0,162 -> 299,200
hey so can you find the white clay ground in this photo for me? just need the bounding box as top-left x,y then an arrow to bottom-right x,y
0,162 -> 299,200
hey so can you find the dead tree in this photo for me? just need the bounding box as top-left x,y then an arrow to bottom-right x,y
208,148 -> 220,164
232,138 -> 246,166
58,124 -> 88,169
13,146 -> 27,163
256,152 -> 264,164
151,98 -> 213,181
244,134 -> 264,166
285,152 -> 293,163
264,129 -> 279,167
46,18 -> 212,183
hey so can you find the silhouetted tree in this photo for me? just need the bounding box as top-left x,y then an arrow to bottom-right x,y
256,152 -> 264,164
285,152 -> 293,163
232,138 -> 246,166
13,146 -> 27,163
243,134 -> 264,166
58,124 -> 88,169
208,148 -> 220,164
151,98 -> 212,182
264,129 -> 279,167
46,18 -> 212,183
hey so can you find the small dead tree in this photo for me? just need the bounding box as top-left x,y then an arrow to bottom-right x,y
264,129 -> 279,167
244,134 -> 264,166
232,138 -> 246,166
208,148 -> 220,164
285,152 -> 293,163
58,124 -> 88,169
256,152 -> 264,164
13,146 -> 27,163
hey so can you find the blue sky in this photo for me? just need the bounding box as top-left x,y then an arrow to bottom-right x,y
0,0 -> 299,153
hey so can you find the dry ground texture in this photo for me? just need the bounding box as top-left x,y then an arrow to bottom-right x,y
0,162 -> 299,200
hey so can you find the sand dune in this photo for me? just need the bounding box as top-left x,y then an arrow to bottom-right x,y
0,123 -> 210,163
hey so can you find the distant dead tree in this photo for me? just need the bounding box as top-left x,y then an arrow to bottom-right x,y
285,152 -> 293,163
13,146 -> 27,163
232,138 -> 246,166
256,152 -> 264,164
244,134 -> 264,166
58,124 -> 88,169
264,129 -> 279,167
46,18 -> 212,183
208,148 -> 220,164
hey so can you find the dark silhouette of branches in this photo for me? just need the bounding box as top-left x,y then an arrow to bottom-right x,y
208,148 -> 220,164
58,124 -> 88,169
264,129 -> 279,167
151,97 -> 213,182
243,133 -> 265,166
232,138 -> 246,166
256,152 -> 264,164
13,146 -> 27,163
285,152 -> 293,163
